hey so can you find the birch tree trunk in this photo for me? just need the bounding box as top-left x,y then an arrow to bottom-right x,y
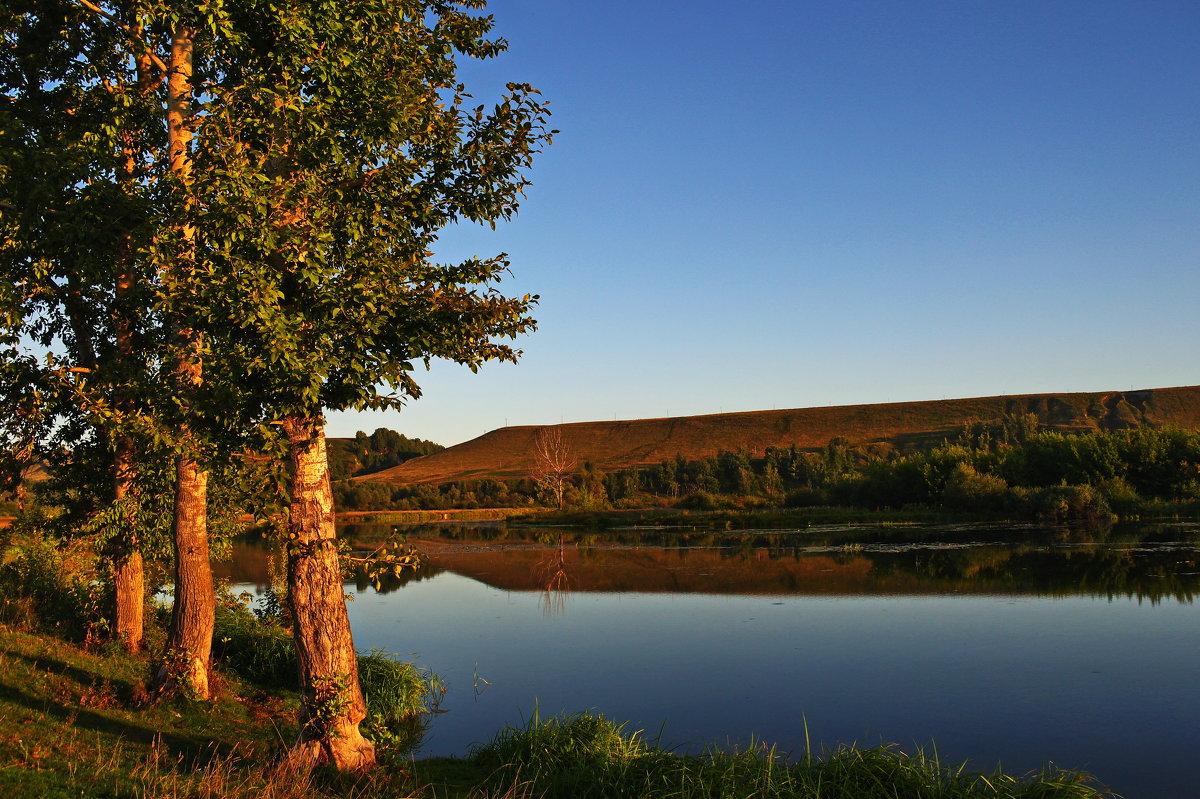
159,447 -> 213,697
283,415 -> 375,771
156,27 -> 214,700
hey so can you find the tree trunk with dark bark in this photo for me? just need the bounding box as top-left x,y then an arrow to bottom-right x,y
111,85 -> 145,651
111,437 -> 143,652
283,415 -> 375,771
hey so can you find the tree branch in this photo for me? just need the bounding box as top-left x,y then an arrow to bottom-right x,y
74,0 -> 169,75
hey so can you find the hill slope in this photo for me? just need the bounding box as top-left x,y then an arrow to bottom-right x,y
358,385 -> 1200,486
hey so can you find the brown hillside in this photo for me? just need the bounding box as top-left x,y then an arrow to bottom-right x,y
358,385 -> 1200,486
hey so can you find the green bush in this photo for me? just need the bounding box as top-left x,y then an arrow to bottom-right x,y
0,525 -> 106,639
782,486 -> 831,508
358,650 -> 444,753
213,599 -> 296,687
1031,484 -> 1113,523
676,491 -> 724,510
942,464 -> 1011,512
1097,477 -> 1141,514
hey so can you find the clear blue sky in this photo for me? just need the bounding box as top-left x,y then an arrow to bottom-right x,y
327,0 -> 1199,446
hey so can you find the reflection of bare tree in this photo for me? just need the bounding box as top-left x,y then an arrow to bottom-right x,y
532,427 -> 576,509
537,535 -> 572,615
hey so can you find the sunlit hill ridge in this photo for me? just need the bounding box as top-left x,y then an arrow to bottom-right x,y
354,385 -> 1200,486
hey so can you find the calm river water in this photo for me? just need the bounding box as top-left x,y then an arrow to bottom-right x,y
218,520 -> 1200,798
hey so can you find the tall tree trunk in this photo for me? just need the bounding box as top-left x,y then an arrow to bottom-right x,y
157,444 -> 213,697
155,27 -> 214,700
111,437 -> 143,652
110,46 -> 150,654
283,415 -> 375,771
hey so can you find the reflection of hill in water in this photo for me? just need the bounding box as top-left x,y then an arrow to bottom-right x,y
415,542 -> 1198,602
216,522 -> 1200,603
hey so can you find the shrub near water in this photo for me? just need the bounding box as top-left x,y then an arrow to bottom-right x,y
214,599 -> 296,686
471,712 -> 1113,799
358,650 -> 445,753
213,598 -> 440,753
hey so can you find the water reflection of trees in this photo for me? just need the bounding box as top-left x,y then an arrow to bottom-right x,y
355,562 -> 445,595
396,521 -> 1200,604
217,521 -> 1199,604
536,536 -> 572,615
873,544 -> 1197,604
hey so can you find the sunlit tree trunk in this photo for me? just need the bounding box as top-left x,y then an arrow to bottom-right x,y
111,437 -> 143,652
159,447 -> 213,697
283,415 -> 375,771
156,27 -> 214,700
110,47 -> 152,655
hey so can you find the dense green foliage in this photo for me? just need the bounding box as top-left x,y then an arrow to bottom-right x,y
333,421 -> 1200,520
2,0 -> 552,753
334,474 -> 538,511
0,523 -> 107,640
327,428 -> 443,481
472,712 -> 1111,799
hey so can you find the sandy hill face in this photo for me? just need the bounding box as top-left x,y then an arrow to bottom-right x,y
355,385 -> 1200,486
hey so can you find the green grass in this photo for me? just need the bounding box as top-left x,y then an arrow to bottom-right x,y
0,623 -> 427,798
466,712 -> 1116,799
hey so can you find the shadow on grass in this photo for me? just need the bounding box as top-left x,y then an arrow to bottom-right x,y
0,645 -> 146,703
0,679 -> 227,764
0,640 -> 251,768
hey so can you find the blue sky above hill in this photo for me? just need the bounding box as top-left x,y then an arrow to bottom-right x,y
327,0 -> 1200,445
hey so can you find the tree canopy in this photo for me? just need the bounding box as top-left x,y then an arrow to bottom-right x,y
1,0 -> 552,770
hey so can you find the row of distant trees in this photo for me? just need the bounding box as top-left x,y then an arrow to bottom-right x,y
326,429 -> 444,482
0,0 -> 550,771
333,418 -> 1200,521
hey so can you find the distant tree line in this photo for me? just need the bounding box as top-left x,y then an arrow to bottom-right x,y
326,429 -> 444,481
332,414 -> 1200,522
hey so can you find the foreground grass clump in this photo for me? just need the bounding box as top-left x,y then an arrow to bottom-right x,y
468,712 -> 1114,799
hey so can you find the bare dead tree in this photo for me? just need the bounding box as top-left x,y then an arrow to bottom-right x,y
537,535 -> 572,615
532,427 -> 576,510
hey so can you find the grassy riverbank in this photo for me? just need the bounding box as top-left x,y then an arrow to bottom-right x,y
507,500 -> 1200,531
0,622 -> 1118,798
508,505 -> 1000,529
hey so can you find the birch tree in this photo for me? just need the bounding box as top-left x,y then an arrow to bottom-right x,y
187,0 -> 553,770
